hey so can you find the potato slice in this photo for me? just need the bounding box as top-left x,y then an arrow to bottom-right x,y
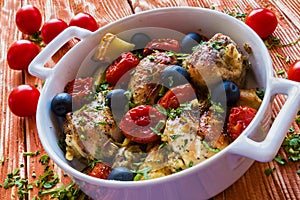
237,89 -> 262,110
93,33 -> 135,63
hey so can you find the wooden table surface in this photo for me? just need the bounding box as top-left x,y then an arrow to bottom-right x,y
0,0 -> 299,199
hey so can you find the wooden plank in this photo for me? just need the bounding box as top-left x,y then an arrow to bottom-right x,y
0,1 -> 28,199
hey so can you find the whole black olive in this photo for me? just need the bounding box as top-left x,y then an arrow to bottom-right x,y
181,32 -> 203,53
161,65 -> 190,88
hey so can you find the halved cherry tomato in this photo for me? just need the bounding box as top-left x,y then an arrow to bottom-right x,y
227,106 -> 257,140
120,105 -> 165,144
15,5 -> 42,35
41,19 -> 68,44
158,84 -> 196,109
88,162 -> 112,179
245,8 -> 278,39
105,52 -> 140,86
144,38 -> 180,55
64,77 -> 94,109
8,84 -> 40,117
287,60 -> 300,82
7,40 -> 40,71
69,13 -> 99,32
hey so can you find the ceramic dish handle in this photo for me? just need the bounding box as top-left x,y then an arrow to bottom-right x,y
229,77 -> 300,162
28,26 -> 92,80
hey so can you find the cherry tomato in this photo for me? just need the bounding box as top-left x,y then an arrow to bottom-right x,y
227,106 -> 257,140
7,40 -> 40,70
144,38 -> 180,55
120,105 -> 165,144
64,77 -> 94,109
287,60 -> 300,82
106,52 -> 140,86
8,84 -> 40,117
88,162 -> 112,179
158,84 -> 196,109
15,5 -> 42,35
69,13 -> 99,32
41,19 -> 68,44
245,8 -> 278,39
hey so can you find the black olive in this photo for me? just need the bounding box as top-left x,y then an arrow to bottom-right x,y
211,81 -> 240,106
51,93 -> 72,117
130,33 -> 152,50
161,65 -> 190,88
181,32 -> 203,53
106,89 -> 129,122
108,167 -> 134,181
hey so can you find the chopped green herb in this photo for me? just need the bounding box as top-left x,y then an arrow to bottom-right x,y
3,168 -> 32,199
275,53 -> 285,59
202,141 -> 221,153
133,167 -> 152,180
256,89 -> 265,100
155,105 -> 167,116
170,134 -> 183,140
281,133 -> 300,162
285,56 -> 290,63
39,154 -> 50,165
264,168 -> 275,176
94,121 -> 107,127
276,69 -> 285,75
264,35 -> 300,49
158,142 -> 167,150
147,55 -> 156,60
274,155 -> 286,165
209,41 -> 225,50
288,127 -> 295,134
189,161 -> 194,167
23,150 -> 40,157
167,107 -> 182,120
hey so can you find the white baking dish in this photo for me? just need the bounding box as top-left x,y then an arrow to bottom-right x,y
29,7 -> 300,200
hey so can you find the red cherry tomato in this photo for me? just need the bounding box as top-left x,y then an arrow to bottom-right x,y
245,8 -> 278,39
64,77 -> 94,109
144,38 -> 180,55
106,52 -> 140,86
120,105 -> 165,144
158,84 -> 196,109
227,106 -> 257,140
88,162 -> 112,179
69,13 -> 99,32
15,5 -> 42,35
41,19 -> 68,44
8,84 -> 40,117
7,40 -> 40,71
287,60 -> 300,82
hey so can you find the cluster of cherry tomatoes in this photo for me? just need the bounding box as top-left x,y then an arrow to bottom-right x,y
7,5 -> 99,117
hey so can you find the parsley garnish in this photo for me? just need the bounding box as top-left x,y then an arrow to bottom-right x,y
264,168 -> 276,176
281,133 -> 300,162
274,155 -> 286,165
170,134 -> 183,140
23,150 -> 40,157
276,69 -> 285,75
264,35 -> 300,49
209,41 -> 225,50
133,167 -> 152,181
202,141 -> 221,153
